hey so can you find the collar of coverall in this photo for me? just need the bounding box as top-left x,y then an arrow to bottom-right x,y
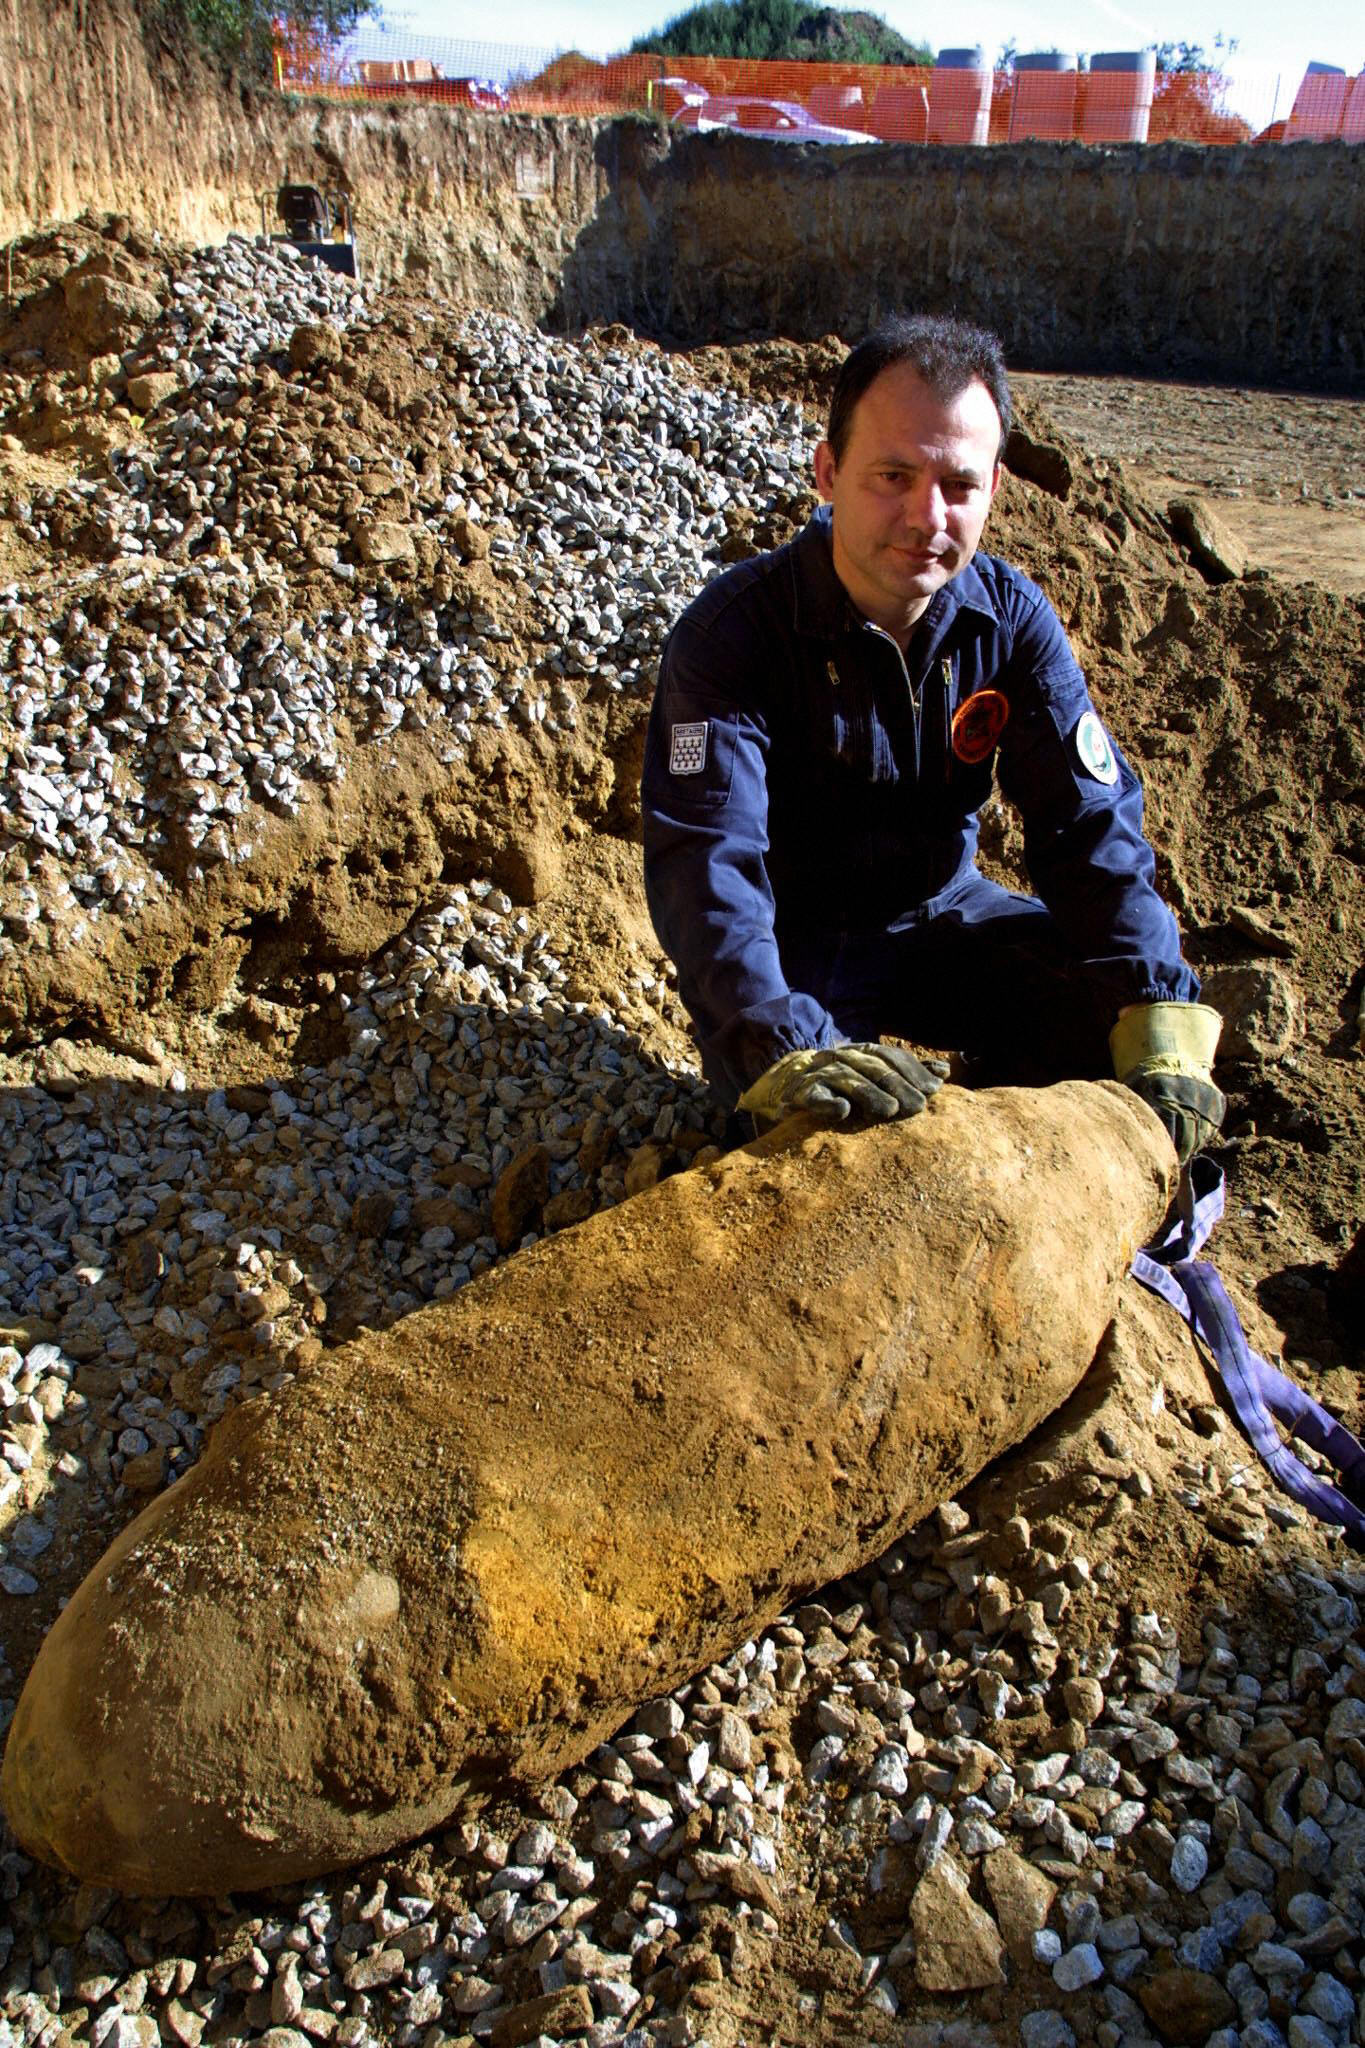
789,504 -> 1003,642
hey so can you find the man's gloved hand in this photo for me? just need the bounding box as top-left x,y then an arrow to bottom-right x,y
738,1043 -> 947,1130
1110,1002 -> 1225,1164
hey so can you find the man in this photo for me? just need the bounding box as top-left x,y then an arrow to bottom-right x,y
641,315 -> 1223,1160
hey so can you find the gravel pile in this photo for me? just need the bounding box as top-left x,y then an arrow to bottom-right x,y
1,235 -> 1363,2047
2,1493 -> 1364,2046
0,875 -> 720,1516
2,243 -> 814,933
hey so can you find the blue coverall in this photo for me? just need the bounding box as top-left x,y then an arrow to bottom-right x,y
642,508 -> 1197,1109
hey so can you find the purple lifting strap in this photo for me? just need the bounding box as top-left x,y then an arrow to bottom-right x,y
1131,1158 -> 1365,1547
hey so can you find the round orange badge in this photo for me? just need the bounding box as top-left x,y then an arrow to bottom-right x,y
951,689 -> 1010,765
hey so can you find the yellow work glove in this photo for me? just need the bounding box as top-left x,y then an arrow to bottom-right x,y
1110,1001 -> 1225,1164
738,1043 -> 946,1131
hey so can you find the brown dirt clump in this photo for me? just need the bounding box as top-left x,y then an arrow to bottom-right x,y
677,330 -> 849,417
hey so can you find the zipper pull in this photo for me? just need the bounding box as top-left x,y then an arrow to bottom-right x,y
942,657 -> 954,775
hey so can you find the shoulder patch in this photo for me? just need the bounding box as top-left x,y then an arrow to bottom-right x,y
1074,710 -> 1120,786
669,720 -> 709,776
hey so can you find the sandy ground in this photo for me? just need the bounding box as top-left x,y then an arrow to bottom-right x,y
1013,372 -> 1365,597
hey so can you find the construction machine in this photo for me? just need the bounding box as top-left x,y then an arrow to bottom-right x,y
260,185 -> 358,279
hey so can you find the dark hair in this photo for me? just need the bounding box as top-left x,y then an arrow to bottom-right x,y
826,314 -> 1013,463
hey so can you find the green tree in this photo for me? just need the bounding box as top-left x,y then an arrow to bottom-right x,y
1151,35 -> 1238,72
138,0 -> 379,76
631,1 -> 930,67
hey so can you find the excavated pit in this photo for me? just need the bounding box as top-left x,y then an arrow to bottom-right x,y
0,50 -> 1364,2039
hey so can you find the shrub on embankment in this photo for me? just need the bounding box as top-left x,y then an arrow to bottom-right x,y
134,0 -> 377,77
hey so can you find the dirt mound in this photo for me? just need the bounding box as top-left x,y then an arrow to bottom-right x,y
0,214 -> 183,396
679,331 -> 849,416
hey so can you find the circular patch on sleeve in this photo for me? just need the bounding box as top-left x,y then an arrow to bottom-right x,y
1074,710 -> 1120,786
951,689 -> 1010,765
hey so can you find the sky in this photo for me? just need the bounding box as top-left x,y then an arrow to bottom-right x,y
378,0 -> 1362,127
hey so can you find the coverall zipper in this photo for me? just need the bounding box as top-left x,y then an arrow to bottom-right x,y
864,622 -> 924,774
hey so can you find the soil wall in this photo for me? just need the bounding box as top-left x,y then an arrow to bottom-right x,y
5,0 -> 1363,387
562,125 -> 1365,389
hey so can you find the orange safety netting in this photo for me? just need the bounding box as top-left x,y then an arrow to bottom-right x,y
274,32 -> 1334,148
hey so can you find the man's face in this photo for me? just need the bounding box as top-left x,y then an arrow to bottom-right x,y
813,363 -> 1003,640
